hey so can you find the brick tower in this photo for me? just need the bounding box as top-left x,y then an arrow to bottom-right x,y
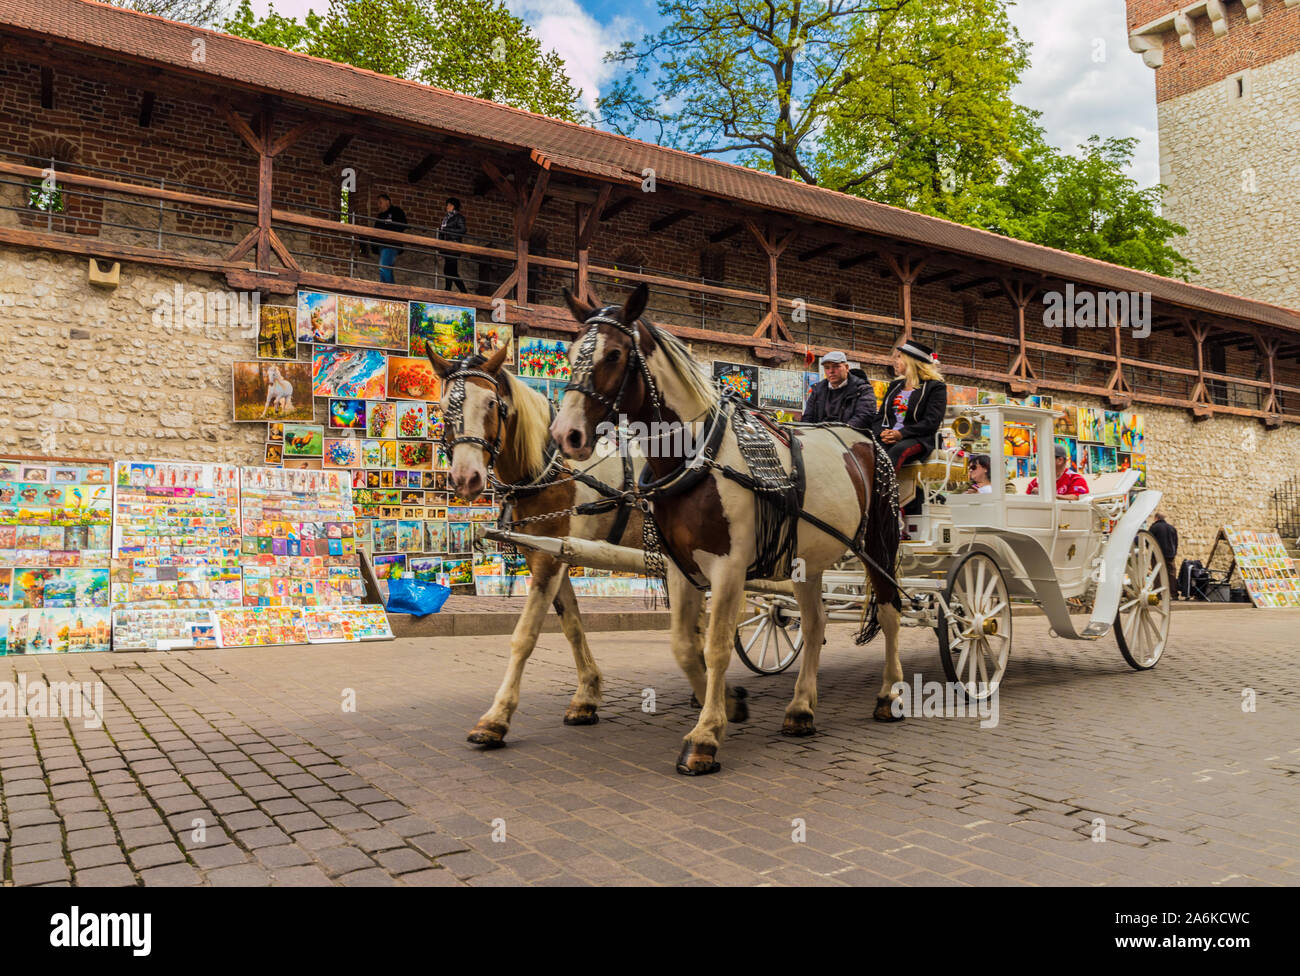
1126,0 -> 1300,309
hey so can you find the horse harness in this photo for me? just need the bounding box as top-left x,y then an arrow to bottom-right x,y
441,355 -> 636,547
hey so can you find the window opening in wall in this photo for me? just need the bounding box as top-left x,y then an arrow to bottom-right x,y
1236,76 -> 1244,99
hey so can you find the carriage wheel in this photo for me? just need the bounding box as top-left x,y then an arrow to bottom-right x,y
936,552 -> 1012,701
733,596 -> 803,675
1114,530 -> 1171,670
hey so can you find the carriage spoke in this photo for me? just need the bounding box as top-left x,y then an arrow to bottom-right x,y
742,624 -> 765,656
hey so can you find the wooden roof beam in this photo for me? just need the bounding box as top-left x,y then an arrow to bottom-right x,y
797,241 -> 840,263
600,194 -> 641,221
649,208 -> 692,233
322,133 -> 353,164
407,153 -> 443,184
950,276 -> 999,293
917,268 -> 962,287
838,251 -> 875,270
709,223 -> 743,243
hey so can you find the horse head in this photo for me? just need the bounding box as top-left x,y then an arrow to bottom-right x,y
425,343 -> 511,500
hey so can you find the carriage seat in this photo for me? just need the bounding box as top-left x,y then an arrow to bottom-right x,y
897,449 -> 966,509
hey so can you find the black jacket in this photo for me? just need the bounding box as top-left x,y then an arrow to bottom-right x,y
801,371 -> 876,432
439,210 -> 467,242
1150,519 -> 1178,560
375,205 -> 409,254
872,377 -> 948,447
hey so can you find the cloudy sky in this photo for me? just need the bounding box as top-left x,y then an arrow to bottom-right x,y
237,0 -> 1160,186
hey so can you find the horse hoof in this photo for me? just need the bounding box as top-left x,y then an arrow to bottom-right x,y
675,742 -> 720,776
873,696 -> 904,722
781,713 -> 817,737
690,694 -> 700,708
563,705 -> 600,726
467,721 -> 509,748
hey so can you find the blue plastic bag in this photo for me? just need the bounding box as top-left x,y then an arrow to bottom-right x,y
385,577 -> 451,616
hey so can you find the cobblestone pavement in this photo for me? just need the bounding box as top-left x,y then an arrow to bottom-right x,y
2,608 -> 1297,886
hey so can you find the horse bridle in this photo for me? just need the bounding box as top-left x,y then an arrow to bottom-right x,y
440,356 -> 509,467
563,309 -> 663,430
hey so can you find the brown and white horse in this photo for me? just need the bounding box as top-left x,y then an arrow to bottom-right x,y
551,284 -> 904,776
424,343 -> 748,747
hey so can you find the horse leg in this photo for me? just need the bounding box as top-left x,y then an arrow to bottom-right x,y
676,576 -> 744,776
669,569 -> 747,722
782,575 -> 827,736
466,553 -> 566,747
872,601 -> 905,722
552,572 -> 603,726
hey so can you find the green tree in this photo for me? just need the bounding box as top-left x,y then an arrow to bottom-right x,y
108,0 -> 232,27
221,0 -> 583,121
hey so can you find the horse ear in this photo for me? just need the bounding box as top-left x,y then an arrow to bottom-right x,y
482,343 -> 510,375
562,287 -> 596,323
623,282 -> 649,323
425,346 -> 452,378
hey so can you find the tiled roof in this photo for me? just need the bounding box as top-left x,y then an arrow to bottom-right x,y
3,0 -> 1299,332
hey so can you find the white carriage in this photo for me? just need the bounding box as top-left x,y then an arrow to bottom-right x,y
733,404 -> 1172,698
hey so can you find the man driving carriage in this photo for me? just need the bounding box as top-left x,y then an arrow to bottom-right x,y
801,350 -> 876,433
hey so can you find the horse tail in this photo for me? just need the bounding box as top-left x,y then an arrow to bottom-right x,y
862,434 -> 901,612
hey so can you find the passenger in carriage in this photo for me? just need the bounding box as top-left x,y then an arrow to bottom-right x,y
874,339 -> 949,476
1027,443 -> 1089,499
964,453 -> 993,494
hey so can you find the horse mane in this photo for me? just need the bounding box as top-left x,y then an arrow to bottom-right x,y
499,371 -> 552,479
641,320 -> 717,417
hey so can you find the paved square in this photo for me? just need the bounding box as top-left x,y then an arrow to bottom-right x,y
2,607 -> 1297,886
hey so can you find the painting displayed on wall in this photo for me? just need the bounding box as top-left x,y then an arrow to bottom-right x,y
323,439 -> 361,469
758,367 -> 805,410
386,356 -> 441,401
1078,406 -> 1105,443
1103,411 -> 1123,448
328,399 -> 367,430
297,290 -> 337,344
979,390 -> 1008,406
947,385 -> 979,408
282,424 -> 324,457
396,402 -> 427,439
397,441 -> 434,471
516,338 -> 572,381
712,361 -> 759,405
1003,424 -> 1035,458
257,305 -> 297,360
232,361 -> 315,422
410,302 -> 475,359
802,371 -> 819,405
267,423 -> 284,443
475,322 -> 514,365
1133,453 -> 1147,487
336,295 -> 408,351
362,400 -> 396,439
1055,436 -> 1078,466
311,346 -> 387,399
1122,412 -> 1144,453
1054,404 -> 1078,436
265,443 -> 283,465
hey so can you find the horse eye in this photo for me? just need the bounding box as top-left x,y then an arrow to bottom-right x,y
603,349 -> 621,363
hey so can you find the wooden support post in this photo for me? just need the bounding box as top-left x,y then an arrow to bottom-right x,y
1001,277 -> 1039,395
1105,309 -> 1133,407
745,220 -> 797,361
1187,319 -> 1214,420
219,100 -> 307,274
574,184 -> 610,303
883,252 -> 929,344
1257,332 -> 1282,428
256,106 -> 273,271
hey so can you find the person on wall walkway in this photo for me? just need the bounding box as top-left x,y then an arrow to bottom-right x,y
374,192 -> 409,284
438,197 -> 468,293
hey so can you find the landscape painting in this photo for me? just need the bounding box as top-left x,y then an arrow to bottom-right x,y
410,302 -> 475,359
232,361 -> 315,423
337,296 -> 408,351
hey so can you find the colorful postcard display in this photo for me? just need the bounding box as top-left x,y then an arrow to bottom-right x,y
311,346 -> 388,399
233,361 -> 315,423
475,323 -> 514,365
238,467 -> 364,608
713,361 -> 759,406
111,608 -> 220,651
387,356 -> 441,401
0,607 -> 112,655
516,338 -> 571,381
758,367 -> 805,410
257,305 -> 297,360
110,462 -> 242,609
336,295 -> 408,351
215,607 -> 309,646
298,290 -> 337,344
304,605 -> 393,642
410,302 -> 475,359
1222,527 -> 1300,609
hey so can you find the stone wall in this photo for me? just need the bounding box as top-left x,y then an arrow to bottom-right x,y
0,245 -> 266,464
